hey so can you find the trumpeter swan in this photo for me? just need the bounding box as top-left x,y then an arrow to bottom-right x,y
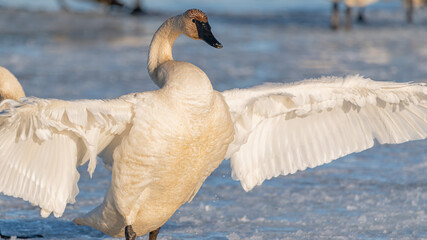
0,9 -> 426,240
331,0 -> 377,29
0,66 -> 25,104
331,0 -> 425,29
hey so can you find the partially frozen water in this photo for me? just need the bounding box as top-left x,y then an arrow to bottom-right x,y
0,1 -> 427,239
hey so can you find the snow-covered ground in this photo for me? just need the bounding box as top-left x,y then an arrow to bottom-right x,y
0,1 -> 427,239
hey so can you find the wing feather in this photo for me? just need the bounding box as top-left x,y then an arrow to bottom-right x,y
0,97 -> 133,217
222,76 -> 427,191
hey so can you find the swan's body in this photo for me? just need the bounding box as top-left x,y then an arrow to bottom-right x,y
332,0 -> 377,7
74,64 -> 233,236
0,9 -> 427,240
0,66 -> 25,102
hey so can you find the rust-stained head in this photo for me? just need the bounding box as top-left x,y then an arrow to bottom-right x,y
179,9 -> 222,49
184,9 -> 208,23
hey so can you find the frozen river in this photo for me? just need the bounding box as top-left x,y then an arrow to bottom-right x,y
0,0 -> 427,239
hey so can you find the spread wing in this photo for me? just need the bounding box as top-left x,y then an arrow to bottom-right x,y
0,97 -> 133,217
221,75 -> 427,191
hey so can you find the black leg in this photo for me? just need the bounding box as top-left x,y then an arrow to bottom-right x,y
345,6 -> 352,30
331,2 -> 340,30
125,225 -> 136,240
407,0 -> 414,23
149,227 -> 160,240
357,7 -> 365,23
131,0 -> 146,15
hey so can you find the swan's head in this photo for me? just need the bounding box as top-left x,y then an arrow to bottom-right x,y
181,9 -> 222,49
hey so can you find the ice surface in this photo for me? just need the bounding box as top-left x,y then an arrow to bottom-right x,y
0,1 -> 427,239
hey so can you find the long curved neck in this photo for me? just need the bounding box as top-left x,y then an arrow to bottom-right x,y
147,16 -> 182,88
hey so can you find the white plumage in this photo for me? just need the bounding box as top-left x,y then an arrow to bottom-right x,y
332,0 -> 378,7
223,75 -> 427,191
0,9 -> 426,239
0,98 -> 133,217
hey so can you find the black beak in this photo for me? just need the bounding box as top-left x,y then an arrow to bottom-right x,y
193,19 -> 223,49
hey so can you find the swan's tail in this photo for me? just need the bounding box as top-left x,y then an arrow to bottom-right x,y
73,192 -> 126,238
